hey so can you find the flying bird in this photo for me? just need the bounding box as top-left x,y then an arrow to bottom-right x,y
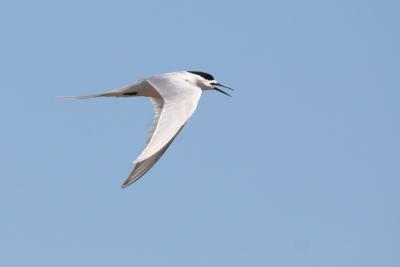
63,71 -> 233,188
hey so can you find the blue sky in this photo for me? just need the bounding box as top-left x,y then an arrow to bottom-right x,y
1,0 -> 399,266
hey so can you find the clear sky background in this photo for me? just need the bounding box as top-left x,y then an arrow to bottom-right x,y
0,0 -> 399,266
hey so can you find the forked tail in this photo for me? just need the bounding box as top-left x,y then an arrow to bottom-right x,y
58,94 -> 100,100
58,91 -> 126,100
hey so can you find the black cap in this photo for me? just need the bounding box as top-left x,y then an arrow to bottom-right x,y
187,71 -> 214,81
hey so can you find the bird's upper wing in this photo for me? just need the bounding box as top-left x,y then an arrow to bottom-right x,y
121,75 -> 202,188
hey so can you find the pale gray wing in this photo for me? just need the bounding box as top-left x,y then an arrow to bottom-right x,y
121,126 -> 184,188
134,77 -> 202,163
121,76 -> 202,188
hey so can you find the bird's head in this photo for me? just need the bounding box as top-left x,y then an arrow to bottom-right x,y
187,71 -> 233,96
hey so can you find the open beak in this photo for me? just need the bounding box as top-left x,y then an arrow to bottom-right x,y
212,82 -> 234,97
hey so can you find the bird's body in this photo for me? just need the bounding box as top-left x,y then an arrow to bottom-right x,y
63,71 -> 232,188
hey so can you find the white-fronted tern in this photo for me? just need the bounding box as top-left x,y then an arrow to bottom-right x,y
62,71 -> 233,188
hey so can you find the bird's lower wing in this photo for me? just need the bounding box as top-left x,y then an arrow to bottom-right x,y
121,77 -> 202,188
133,79 -> 202,163
121,126 -> 184,188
